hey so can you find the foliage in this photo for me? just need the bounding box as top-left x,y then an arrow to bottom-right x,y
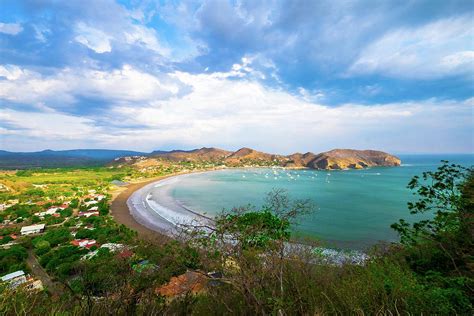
34,227 -> 72,247
217,210 -> 290,249
39,245 -> 87,280
0,163 -> 472,315
391,161 -> 472,245
0,245 -> 28,275
390,161 -> 473,314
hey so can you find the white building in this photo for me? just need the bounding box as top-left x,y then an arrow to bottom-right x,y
1,270 -> 27,288
1,270 -> 43,291
20,224 -> 45,235
35,207 -> 59,217
84,200 -> 98,206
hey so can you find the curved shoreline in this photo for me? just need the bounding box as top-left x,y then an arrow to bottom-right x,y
111,170 -> 369,264
110,169 -> 218,244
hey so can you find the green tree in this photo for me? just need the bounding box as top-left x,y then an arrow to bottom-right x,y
187,189 -> 313,315
391,161 -> 473,313
34,240 -> 51,256
392,161 -> 472,246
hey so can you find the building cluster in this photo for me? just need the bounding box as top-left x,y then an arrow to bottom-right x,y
1,270 -> 43,292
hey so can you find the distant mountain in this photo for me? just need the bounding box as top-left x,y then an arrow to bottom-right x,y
0,149 -> 147,169
0,147 -> 401,170
306,149 -> 401,169
145,147 -> 401,170
154,147 -> 232,162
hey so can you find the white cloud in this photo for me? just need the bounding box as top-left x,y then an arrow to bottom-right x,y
1,63 -> 472,153
349,16 -> 474,79
75,23 -> 113,53
74,19 -> 171,57
124,24 -> 170,56
0,109 -> 99,140
0,22 -> 23,35
0,64 -> 182,106
106,70 -> 473,153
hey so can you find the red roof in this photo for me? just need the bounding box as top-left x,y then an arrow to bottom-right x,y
156,271 -> 208,297
70,239 -> 97,249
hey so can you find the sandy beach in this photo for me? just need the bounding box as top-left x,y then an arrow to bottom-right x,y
110,170 -> 215,244
110,175 -> 174,244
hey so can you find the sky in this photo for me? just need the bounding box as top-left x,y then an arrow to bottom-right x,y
0,0 -> 473,154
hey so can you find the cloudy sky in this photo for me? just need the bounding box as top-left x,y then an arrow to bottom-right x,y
0,0 -> 472,154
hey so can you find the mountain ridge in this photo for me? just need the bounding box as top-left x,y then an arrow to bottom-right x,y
149,147 -> 401,170
0,147 -> 401,170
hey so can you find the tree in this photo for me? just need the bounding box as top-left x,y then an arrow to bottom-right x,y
34,240 -> 51,256
185,189 -> 313,315
391,161 -> 472,246
391,161 -> 473,312
40,227 -> 72,247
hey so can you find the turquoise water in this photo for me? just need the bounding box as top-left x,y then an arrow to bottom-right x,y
166,155 -> 473,250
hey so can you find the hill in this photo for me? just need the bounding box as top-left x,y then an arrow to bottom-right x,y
0,147 -> 401,170
307,149 -> 402,169
0,149 -> 147,169
135,147 -> 400,170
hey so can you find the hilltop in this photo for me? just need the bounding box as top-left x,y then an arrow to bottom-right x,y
0,147 -> 401,170
116,147 -> 401,170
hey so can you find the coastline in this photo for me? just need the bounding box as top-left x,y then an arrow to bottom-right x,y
110,168 -> 370,264
110,169 -> 218,244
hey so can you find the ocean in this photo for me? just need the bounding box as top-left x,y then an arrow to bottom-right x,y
146,154 -> 473,250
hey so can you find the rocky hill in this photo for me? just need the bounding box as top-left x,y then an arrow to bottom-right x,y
306,149 -> 401,170
155,147 -> 232,162
120,147 -> 401,170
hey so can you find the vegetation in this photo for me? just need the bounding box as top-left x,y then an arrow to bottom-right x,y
0,161 -> 472,315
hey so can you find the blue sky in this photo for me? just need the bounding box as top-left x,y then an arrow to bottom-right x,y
0,0 -> 473,153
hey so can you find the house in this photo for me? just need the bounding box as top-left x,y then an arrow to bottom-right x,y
156,271 -> 208,298
60,202 -> 70,209
84,200 -> 98,206
35,207 -> 59,217
87,206 -> 99,211
1,270 -> 43,291
1,270 -> 27,288
101,243 -> 125,252
25,279 -> 43,291
20,224 -> 45,235
79,211 -> 99,218
71,239 -> 97,249
81,243 -> 127,260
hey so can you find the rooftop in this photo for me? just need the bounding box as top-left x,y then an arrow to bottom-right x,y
1,270 -> 25,282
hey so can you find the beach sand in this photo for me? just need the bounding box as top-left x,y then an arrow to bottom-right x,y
111,175 -> 174,244
110,170 -> 215,244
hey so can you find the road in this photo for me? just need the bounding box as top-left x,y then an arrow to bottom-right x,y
26,249 -> 66,296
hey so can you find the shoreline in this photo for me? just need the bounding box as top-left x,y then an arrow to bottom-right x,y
110,168 -> 220,244
110,168 -> 371,263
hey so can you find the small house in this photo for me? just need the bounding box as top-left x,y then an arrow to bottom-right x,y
71,239 -> 97,249
79,211 -> 99,218
20,224 -> 45,235
1,270 -> 27,288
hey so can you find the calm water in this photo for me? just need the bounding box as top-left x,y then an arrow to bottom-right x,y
163,155 -> 473,250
